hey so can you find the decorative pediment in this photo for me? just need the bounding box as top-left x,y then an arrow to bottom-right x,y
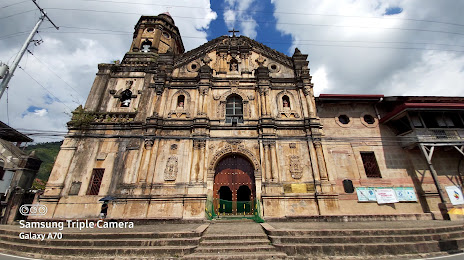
173,36 -> 293,71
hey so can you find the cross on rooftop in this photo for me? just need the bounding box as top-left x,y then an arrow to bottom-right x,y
228,28 -> 239,37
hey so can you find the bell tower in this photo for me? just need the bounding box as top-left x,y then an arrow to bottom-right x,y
129,12 -> 185,55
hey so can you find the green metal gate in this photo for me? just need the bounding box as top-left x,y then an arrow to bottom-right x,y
206,198 -> 264,223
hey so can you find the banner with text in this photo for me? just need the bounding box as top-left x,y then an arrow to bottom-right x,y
375,188 -> 399,204
356,187 -> 416,203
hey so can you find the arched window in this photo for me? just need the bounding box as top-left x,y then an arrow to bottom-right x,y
225,95 -> 243,124
177,95 -> 185,108
141,39 -> 152,53
282,95 -> 290,108
120,89 -> 132,107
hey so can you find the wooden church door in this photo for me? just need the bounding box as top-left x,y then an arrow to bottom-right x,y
213,154 -> 255,215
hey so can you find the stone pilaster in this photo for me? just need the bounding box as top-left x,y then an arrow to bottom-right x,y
314,139 -> 328,180
193,139 -> 206,182
137,139 -> 154,182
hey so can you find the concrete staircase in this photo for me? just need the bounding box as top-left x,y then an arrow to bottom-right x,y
2,220 -> 464,259
0,223 -> 208,259
262,222 -> 464,258
183,220 -> 287,260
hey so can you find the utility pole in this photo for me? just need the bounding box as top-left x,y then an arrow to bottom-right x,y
0,0 -> 59,101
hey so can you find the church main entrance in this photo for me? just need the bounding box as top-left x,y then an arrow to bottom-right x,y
213,154 -> 255,215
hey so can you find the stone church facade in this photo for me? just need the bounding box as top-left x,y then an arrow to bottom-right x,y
35,13 -> 464,220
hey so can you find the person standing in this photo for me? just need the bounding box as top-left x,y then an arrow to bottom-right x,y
100,201 -> 108,220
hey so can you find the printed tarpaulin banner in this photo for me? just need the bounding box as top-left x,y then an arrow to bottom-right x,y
356,187 -> 376,202
445,186 -> 464,205
394,187 -> 417,202
357,187 -> 417,203
374,188 -> 399,204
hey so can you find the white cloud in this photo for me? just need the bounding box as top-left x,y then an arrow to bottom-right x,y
33,108 -> 48,117
271,0 -> 464,96
312,66 -> 329,96
384,51 -> 464,96
223,0 -> 258,38
0,0 -> 216,142
224,9 -> 236,29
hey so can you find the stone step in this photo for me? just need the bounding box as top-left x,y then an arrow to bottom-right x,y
199,239 -> 271,247
194,245 -> 277,254
0,228 -> 199,239
211,219 -> 256,223
274,238 -> 464,256
201,234 -> 268,240
183,251 -> 288,260
0,240 -> 196,257
266,225 -> 464,237
269,230 -> 464,244
0,233 -> 200,247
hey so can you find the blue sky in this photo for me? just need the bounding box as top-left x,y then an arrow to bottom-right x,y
2,0 -> 464,142
207,0 -> 292,54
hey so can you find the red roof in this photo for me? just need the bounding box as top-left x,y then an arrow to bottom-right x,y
318,94 -> 384,100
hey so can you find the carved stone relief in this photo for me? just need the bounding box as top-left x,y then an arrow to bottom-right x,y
125,80 -> 135,88
194,139 -> 206,150
208,143 -> 261,175
144,139 -> 154,149
289,155 -> 303,179
164,156 -> 178,181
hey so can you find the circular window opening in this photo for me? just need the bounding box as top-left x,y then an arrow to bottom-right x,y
191,64 -> 197,70
363,114 -> 376,124
271,64 -> 277,70
146,27 -> 154,32
162,31 -> 171,39
338,115 -> 350,124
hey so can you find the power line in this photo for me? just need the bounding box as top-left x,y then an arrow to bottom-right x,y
0,27 -> 54,40
0,0 -> 59,101
39,26 -> 464,49
26,49 -> 85,104
18,66 -> 73,113
3,7 -> 464,40
72,0 -> 464,29
0,0 -> 29,9
0,9 -> 35,20
33,30 -> 464,53
0,31 -> 33,40
36,7 -> 464,38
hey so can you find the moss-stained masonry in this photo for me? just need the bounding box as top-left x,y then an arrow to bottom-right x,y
33,13 -> 463,221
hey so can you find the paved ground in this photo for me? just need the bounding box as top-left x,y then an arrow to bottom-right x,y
267,220 -> 464,230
